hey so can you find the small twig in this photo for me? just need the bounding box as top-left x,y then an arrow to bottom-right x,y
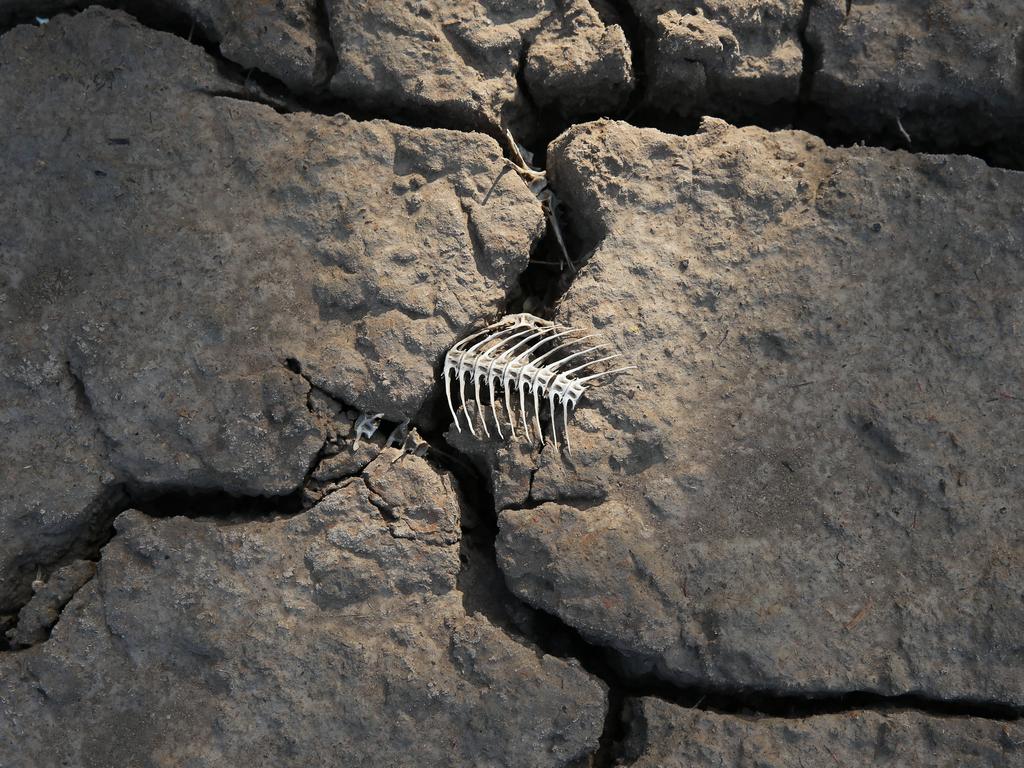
505,129 -> 575,273
481,164 -> 511,205
541,190 -> 575,274
844,597 -> 874,631
896,115 -> 912,146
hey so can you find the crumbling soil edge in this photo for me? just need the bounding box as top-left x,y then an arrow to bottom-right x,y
3,5 -> 1019,169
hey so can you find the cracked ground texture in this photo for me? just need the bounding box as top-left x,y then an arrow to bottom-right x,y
1,2 -> 1022,767
492,116 -> 1023,704
0,7 -> 542,613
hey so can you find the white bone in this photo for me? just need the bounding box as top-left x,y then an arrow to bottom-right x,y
548,383 -> 561,450
547,343 -> 608,370
442,314 -> 633,452
457,324 -> 518,435
447,324 -> 499,432
529,333 -> 597,367
543,190 -> 574,273
562,353 -> 623,377
484,326 -> 535,438
476,326 -> 527,435
504,326 -> 554,439
498,327 -> 551,438
353,412 -> 384,450
521,332 -> 594,446
562,395 -> 572,453
578,364 -> 638,384
472,344 -> 490,436
531,376 -> 544,440
519,380 -> 533,440
444,331 -> 482,431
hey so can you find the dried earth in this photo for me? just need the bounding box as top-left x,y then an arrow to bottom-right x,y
620,697 -> 1024,767
326,0 -> 635,139
805,0 -> 1024,157
0,7 -> 541,612
1,451 -> 605,766
630,0 -> 805,120
494,117 -> 1024,707
1,2 -> 1021,766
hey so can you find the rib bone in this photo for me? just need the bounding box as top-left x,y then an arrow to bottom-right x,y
443,313 -> 633,452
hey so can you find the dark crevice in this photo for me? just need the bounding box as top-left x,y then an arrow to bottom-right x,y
431,428 -> 623,768
311,0 -> 339,88
3,357 -> 362,649
609,678 -> 1024,765
509,214 -> 583,316
465,497 -> 1023,763
796,0 -> 820,109
510,17 -> 629,155
3,359 -> 431,652
506,604 -> 1023,764
512,30 -> 545,147
426,36 -> 623,757
417,179 -> 618,761
0,2 -> 86,36
287,360 -> 482,512
510,0 -> 648,163
0,5 -> 284,108
500,147 -> 590,316
128,484 -> 306,522
0,483 -> 306,649
282,357 -> 347,504
280,356 -> 420,506
437,452 -> 1024,763
621,106 -> 1022,173
506,0 -> 649,317
590,687 -> 628,768
606,0 -> 647,122
459,565 -> 1023,761
120,0 -> 474,134
3,560 -> 97,651
2,483 -> 313,652
603,649 -> 1023,721
1,475 -> 339,652
1,482 -> 129,649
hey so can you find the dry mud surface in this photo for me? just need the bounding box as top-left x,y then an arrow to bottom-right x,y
1,3 -> 1022,767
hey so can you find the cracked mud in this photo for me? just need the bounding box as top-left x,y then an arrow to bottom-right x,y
1,3 -> 1022,767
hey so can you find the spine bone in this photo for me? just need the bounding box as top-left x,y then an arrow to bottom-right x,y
442,314 -> 633,451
